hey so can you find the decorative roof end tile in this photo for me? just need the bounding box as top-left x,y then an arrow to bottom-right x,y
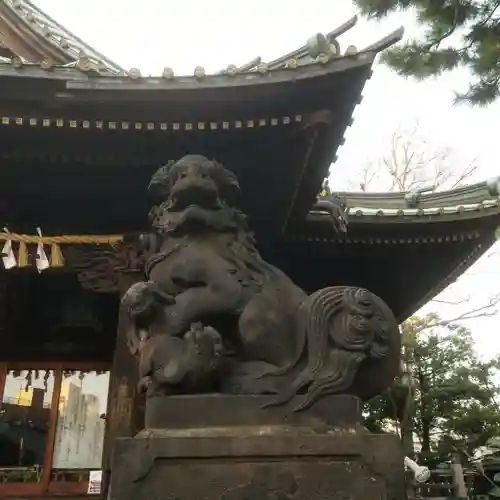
226,64 -> 238,77
162,67 -> 174,80
486,176 -> 500,197
76,57 -> 94,73
10,56 -> 23,69
128,68 -> 141,80
404,186 -> 435,208
194,66 -> 205,79
257,62 -> 269,74
39,57 -> 53,70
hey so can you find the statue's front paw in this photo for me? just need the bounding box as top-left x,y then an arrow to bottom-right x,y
138,376 -> 154,394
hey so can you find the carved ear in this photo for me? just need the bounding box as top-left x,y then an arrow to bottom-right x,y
148,160 -> 176,200
210,160 -> 241,205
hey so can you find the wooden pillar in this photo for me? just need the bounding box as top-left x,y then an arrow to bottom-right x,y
102,271 -> 144,499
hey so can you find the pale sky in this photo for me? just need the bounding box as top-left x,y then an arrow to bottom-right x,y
34,0 -> 499,357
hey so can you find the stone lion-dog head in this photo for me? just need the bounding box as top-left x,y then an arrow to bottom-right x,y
148,155 -> 241,211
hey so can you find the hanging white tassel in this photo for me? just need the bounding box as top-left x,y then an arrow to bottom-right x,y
35,227 -> 49,273
1,238 -> 16,269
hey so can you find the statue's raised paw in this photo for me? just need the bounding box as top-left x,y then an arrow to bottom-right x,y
184,322 -> 223,362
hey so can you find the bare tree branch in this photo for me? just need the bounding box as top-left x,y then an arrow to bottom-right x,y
358,164 -> 378,192
351,124 -> 498,329
449,162 -> 478,189
415,294 -> 500,334
431,297 -> 471,306
356,124 -> 479,193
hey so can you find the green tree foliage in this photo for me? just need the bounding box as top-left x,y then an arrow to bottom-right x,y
365,314 -> 500,465
353,0 -> 500,105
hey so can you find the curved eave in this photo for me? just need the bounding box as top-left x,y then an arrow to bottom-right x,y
311,177 -> 500,224
0,52 -> 375,136
267,20 -> 403,70
302,198 -> 500,244
267,16 -> 360,69
401,237 -> 491,321
333,176 -> 500,209
337,198 -> 500,224
0,50 -> 376,96
296,179 -> 500,321
0,5 -> 403,80
0,52 -> 376,236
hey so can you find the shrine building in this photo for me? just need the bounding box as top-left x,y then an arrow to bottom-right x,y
0,1 -> 498,498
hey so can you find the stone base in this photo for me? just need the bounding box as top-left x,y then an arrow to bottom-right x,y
110,395 -> 406,500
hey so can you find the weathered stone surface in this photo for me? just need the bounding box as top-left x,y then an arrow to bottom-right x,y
145,394 -> 362,429
110,395 -> 406,500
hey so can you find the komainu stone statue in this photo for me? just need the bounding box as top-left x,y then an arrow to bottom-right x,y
121,154 -> 401,412
113,155 -> 406,500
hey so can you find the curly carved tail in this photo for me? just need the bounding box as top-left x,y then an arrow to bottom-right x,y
264,286 -> 383,412
262,287 -> 345,408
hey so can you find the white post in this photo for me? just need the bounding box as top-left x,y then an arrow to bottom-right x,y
451,453 -> 468,500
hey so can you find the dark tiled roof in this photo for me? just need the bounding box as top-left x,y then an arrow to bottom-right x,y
311,177 -> 500,222
0,0 -> 126,75
0,8 -> 402,79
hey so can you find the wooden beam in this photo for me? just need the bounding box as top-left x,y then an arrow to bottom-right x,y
40,367 -> 63,492
102,271 -> 143,498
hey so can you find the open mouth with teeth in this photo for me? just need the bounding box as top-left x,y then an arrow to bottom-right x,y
168,180 -> 221,211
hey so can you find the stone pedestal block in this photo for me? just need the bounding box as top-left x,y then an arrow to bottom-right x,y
110,395 -> 406,500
